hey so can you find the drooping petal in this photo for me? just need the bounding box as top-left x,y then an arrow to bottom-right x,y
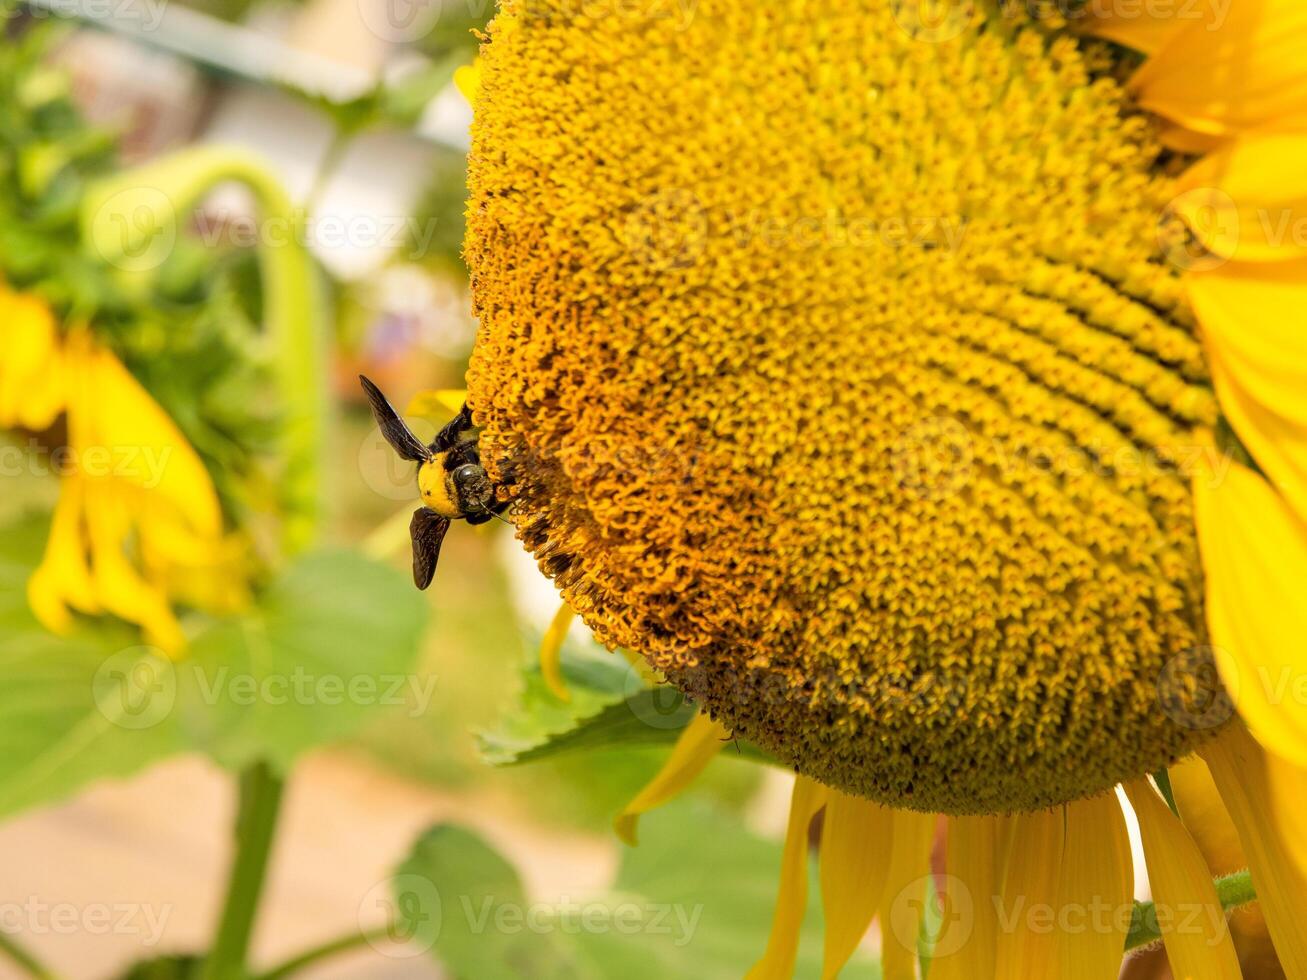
1123,779 -> 1242,980
26,476 -> 99,633
818,790 -> 894,980
614,710 -> 729,846
84,481 -> 185,655
1205,725 -> 1307,976
1188,258 -> 1307,516
1173,135 -> 1307,264
1059,793 -> 1133,980
454,62 -> 481,104
1193,460 -> 1307,768
538,600 -> 575,702
876,809 -> 937,980
931,816 -> 1005,980
1130,0 -> 1307,137
747,775 -> 829,980
0,291 -> 64,430
82,338 -> 222,537
994,807 -> 1064,979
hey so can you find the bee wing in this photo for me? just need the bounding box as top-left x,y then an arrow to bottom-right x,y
410,508 -> 451,590
360,375 -> 432,463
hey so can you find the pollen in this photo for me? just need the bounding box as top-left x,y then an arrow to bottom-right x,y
465,1 -> 1222,814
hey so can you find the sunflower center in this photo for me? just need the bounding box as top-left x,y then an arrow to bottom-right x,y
466,2 -> 1224,814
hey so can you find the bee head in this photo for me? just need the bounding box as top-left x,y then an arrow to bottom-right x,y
418,455 -> 495,518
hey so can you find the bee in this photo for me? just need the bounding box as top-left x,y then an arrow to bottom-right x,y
360,375 -> 508,590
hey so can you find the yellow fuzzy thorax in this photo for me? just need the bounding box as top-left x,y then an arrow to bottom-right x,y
465,1 -> 1224,813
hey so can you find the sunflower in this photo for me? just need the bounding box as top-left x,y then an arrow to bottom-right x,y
462,1 -> 1307,976
1,284 -> 247,654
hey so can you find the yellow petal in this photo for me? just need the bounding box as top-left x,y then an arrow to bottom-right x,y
0,292 -> 63,430
1193,461 -> 1307,768
1131,0 -> 1307,137
1188,259 -> 1307,515
82,339 -> 222,537
1123,779 -> 1242,980
614,711 -> 729,846
818,790 -> 894,980
1059,794 -> 1133,980
1079,8 -> 1194,55
27,477 -> 99,633
930,816 -> 1005,980
1205,725 -> 1307,976
84,483 -> 185,655
539,600 -> 574,702
406,389 -> 469,419
994,807 -> 1064,979
1174,135 -> 1307,264
454,62 -> 481,104
747,775 -> 829,980
876,809 -> 937,980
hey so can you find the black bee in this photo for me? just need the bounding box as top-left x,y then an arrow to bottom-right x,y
360,375 -> 508,589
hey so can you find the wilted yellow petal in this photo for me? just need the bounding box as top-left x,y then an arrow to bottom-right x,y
1123,779 -> 1242,979
747,775 -> 828,980
406,389 -> 468,419
539,600 -> 574,702
994,807 -> 1064,979
82,340 -> 221,537
1174,135 -> 1307,264
876,809 -> 937,980
27,477 -> 99,633
931,816 -> 1005,980
818,790 -> 893,980
614,711 -> 729,846
0,291 -> 64,430
1188,259 -> 1307,516
1205,725 -> 1307,976
84,482 -> 185,655
1059,794 -> 1133,980
1193,461 -> 1307,768
1131,0 -> 1307,137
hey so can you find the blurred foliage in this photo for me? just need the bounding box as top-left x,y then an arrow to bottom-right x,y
0,18 -> 279,522
0,511 -> 427,817
398,801 -> 883,979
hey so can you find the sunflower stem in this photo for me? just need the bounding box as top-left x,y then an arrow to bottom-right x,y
1124,869 -> 1256,954
200,761 -> 285,980
81,146 -> 326,558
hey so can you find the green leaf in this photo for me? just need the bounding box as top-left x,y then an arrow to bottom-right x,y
175,550 -> 429,771
395,802 -> 880,979
113,954 -> 202,980
0,516 -> 183,819
0,522 -> 427,817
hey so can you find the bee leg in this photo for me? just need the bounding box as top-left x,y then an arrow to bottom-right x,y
466,512 -> 494,527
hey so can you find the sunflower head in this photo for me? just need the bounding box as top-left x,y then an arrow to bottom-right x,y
465,0 -> 1229,814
